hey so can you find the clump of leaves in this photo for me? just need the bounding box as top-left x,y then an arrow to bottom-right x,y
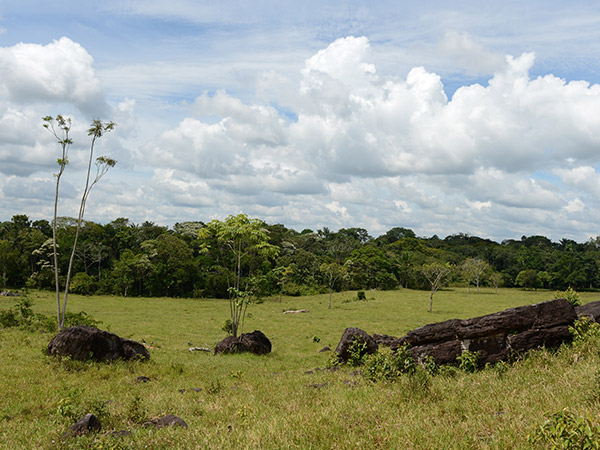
528,408 -> 600,449
456,350 -> 480,373
206,378 -> 223,394
0,297 -> 55,332
555,287 -> 581,307
222,319 -> 233,336
55,386 -> 85,422
569,317 -> 600,344
363,345 -> 416,382
347,339 -> 369,367
63,310 -> 101,328
0,297 -> 99,332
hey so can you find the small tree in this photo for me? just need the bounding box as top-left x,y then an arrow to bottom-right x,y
198,214 -> 279,337
319,261 -> 348,309
516,269 -> 541,290
421,262 -> 453,312
488,271 -> 504,294
461,258 -> 489,294
44,116 -> 116,329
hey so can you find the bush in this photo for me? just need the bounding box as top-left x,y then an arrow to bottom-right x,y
457,350 -> 480,372
0,297 -> 99,332
347,339 -> 369,367
69,272 -> 97,295
0,297 -> 55,333
222,319 -> 233,336
569,317 -> 600,344
363,345 -> 416,382
528,408 -> 600,449
555,287 -> 581,307
63,311 -> 101,328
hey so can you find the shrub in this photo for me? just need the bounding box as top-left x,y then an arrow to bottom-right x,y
69,272 -> 97,295
363,345 -> 416,382
347,339 -> 369,367
63,311 -> 101,328
555,287 -> 581,307
0,297 -> 55,333
222,319 -> 233,335
357,291 -> 367,300
0,297 -> 99,332
457,350 -> 480,373
569,317 -> 600,344
528,408 -> 600,449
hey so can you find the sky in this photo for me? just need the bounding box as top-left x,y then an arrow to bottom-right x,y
1,1 -> 600,242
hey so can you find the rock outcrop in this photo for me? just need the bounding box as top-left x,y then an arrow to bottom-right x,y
63,414 -> 101,438
575,300 -> 600,322
334,327 -> 378,363
214,330 -> 272,355
391,298 -> 577,366
47,326 -> 150,362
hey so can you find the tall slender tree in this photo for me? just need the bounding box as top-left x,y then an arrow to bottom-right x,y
44,116 -> 116,329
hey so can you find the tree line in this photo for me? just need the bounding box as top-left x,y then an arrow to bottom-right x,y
1,213 -> 599,298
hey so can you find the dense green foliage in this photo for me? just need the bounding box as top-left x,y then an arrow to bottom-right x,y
2,214 -> 600,300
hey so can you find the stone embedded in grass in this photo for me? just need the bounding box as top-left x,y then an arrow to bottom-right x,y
144,414 -> 188,429
62,413 -> 101,438
214,330 -> 272,355
47,326 -> 150,362
334,327 -> 378,363
136,376 -> 151,383
106,430 -> 131,438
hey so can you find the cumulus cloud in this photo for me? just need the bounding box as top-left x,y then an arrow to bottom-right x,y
4,33 -> 600,241
0,37 -> 108,116
135,35 -> 600,239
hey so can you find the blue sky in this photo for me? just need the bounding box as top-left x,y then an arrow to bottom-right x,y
1,1 -> 600,242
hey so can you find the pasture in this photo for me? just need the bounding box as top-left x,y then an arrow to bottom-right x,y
1,288 -> 599,449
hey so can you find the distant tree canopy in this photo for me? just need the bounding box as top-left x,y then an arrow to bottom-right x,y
2,215 -> 599,297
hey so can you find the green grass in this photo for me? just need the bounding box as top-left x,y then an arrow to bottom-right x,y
1,288 -> 599,449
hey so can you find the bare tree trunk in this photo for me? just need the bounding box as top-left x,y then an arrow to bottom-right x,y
429,289 -> 434,312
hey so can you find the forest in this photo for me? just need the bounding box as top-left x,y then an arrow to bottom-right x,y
1,213 -> 599,298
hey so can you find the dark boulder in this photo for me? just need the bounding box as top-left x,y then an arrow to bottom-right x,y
145,414 -> 188,429
392,298 -> 577,367
411,340 -> 462,366
47,326 -> 149,362
401,319 -> 461,346
508,325 -> 573,352
576,301 -> 600,322
334,327 -> 378,363
372,333 -> 398,347
214,330 -> 272,355
122,338 -> 150,360
63,413 -> 101,438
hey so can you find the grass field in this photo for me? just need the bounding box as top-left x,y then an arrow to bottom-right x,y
1,288 -> 600,449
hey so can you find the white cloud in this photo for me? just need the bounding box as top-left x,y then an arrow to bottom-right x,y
438,30 -> 505,75
0,37 -> 108,116
4,29 -> 600,241
565,198 -> 585,213
133,35 -> 600,241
